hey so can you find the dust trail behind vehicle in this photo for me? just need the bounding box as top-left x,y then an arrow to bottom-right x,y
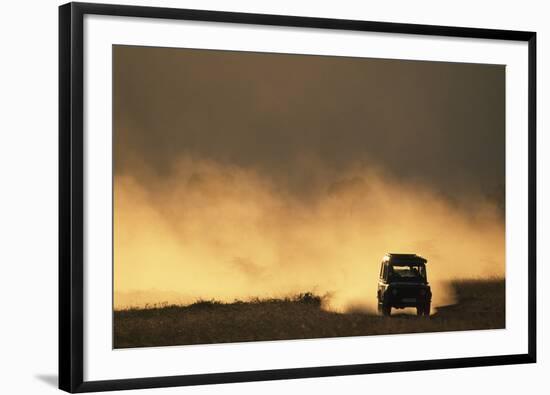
115,160 -> 504,312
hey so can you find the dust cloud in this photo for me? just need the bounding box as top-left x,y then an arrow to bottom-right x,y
114,158 -> 504,312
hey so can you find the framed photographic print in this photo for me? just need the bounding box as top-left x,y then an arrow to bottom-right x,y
59,2 -> 537,393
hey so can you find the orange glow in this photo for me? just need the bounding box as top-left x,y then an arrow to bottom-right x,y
114,158 -> 504,312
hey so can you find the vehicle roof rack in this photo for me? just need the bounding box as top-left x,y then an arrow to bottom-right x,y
383,253 -> 427,264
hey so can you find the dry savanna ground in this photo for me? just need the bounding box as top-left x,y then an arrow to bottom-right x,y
113,278 -> 504,349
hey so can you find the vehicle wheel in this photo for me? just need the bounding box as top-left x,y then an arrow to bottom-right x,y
423,302 -> 431,317
416,305 -> 424,316
382,304 -> 391,316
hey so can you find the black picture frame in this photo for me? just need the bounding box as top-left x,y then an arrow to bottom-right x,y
59,2 -> 537,393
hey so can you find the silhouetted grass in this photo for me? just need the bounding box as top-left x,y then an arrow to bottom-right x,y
113,279 -> 504,348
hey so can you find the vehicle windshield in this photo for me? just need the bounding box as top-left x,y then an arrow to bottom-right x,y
388,264 -> 426,282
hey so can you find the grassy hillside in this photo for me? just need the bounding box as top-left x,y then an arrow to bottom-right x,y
114,278 -> 504,349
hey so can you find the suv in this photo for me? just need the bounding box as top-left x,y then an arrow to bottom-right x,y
377,253 -> 431,316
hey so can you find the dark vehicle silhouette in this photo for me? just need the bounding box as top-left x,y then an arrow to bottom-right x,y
377,253 -> 431,317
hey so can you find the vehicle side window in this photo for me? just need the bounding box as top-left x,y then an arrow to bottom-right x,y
420,265 -> 427,281
383,263 -> 389,281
